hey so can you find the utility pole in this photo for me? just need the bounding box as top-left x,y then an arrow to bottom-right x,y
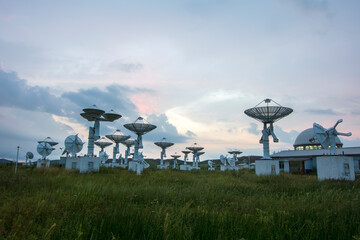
15,146 -> 19,174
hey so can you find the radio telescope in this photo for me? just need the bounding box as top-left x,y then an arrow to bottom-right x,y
186,143 -> 204,169
197,151 -> 205,162
120,139 -> 135,165
94,137 -> 112,153
245,99 -> 293,159
208,160 -> 215,171
170,153 -> 181,169
38,137 -> 58,147
37,142 -> 53,159
154,137 -> 174,169
64,134 -> 84,157
181,150 -> 191,165
106,129 -> 130,167
124,117 -> 157,175
80,105 -> 122,156
313,119 -> 352,155
228,150 -> 242,166
25,152 -> 34,165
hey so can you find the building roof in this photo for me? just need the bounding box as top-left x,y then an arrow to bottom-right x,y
293,128 -> 342,147
272,147 -> 360,158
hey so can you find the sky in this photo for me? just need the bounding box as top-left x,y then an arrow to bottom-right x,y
1,0 -> 360,161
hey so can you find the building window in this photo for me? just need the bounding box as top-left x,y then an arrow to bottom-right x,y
71,162 -> 77,169
88,161 -> 94,170
279,161 -> 284,170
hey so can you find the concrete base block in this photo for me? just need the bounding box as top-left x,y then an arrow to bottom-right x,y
255,160 -> 280,176
220,165 -> 240,171
65,156 -> 101,173
180,165 -> 199,171
157,164 -> 170,170
317,156 -> 355,181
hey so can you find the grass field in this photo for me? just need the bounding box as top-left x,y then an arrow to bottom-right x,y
1,165 -> 360,240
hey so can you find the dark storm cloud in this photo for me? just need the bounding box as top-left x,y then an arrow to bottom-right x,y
61,85 -> 141,121
305,108 -> 338,115
0,69 -> 66,115
0,69 -> 152,121
145,113 -> 189,143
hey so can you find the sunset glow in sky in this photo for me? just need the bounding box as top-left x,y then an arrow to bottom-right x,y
1,0 -> 360,161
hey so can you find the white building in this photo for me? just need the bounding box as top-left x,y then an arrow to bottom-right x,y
65,156 -> 101,173
271,128 -> 360,175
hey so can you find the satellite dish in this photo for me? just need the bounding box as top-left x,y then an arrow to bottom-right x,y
25,152 -> 34,164
208,160 -> 213,167
80,105 -> 122,157
94,137 -> 113,151
103,109 -> 122,121
26,152 -> 34,160
38,137 -> 58,146
37,142 -> 53,159
313,119 -> 352,155
245,99 -> 293,159
155,138 -> 174,167
65,134 -> 84,157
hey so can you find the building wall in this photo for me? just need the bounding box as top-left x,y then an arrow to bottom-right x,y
65,157 -> 100,173
255,160 -> 280,176
317,156 -> 355,181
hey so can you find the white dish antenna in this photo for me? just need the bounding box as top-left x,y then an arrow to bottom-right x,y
26,152 -> 34,160
65,134 -> 84,157
245,99 -> 293,159
94,137 -> 113,151
37,142 -> 53,159
25,152 -> 34,164
313,119 -> 352,155
38,137 -> 58,146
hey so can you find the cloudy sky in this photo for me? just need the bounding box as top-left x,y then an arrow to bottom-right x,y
1,0 -> 360,161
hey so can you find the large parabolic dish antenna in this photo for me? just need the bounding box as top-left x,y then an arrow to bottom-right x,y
244,99 -> 293,124
80,105 -> 122,156
123,117 -> 157,174
124,117 -> 157,136
37,142 -> 53,159
245,99 -> 293,159
106,129 -> 130,165
154,137 -> 174,168
64,134 -> 84,157
38,137 -> 58,147
186,143 -> 204,168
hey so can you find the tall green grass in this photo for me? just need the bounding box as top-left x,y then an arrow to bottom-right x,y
0,165 -> 359,239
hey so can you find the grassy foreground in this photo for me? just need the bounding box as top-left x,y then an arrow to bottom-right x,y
0,166 -> 360,240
